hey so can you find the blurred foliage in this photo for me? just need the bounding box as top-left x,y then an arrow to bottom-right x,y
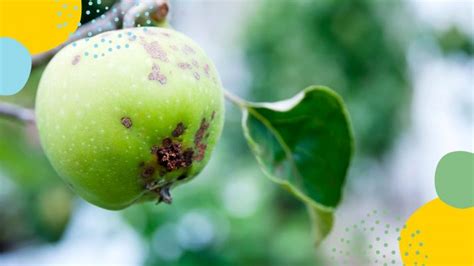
436,26 -> 474,56
0,67 -> 74,252
244,0 -> 412,157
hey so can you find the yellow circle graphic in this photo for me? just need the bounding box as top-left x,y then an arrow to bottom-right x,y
399,198 -> 474,265
0,0 -> 81,55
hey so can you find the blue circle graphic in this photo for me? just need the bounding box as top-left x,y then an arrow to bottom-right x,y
0,37 -> 32,96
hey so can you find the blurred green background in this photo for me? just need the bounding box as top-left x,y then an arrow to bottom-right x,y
0,0 -> 472,265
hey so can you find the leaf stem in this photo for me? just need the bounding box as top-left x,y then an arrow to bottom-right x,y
0,102 -> 35,123
223,89 -> 248,108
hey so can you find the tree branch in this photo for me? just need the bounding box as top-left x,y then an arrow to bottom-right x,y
0,102 -> 35,123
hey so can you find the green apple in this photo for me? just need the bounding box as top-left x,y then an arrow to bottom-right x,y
36,27 -> 224,210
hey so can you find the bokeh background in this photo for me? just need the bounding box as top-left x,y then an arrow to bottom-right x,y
0,0 -> 472,265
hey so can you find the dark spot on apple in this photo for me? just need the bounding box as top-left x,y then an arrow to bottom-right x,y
211,111 -> 216,120
194,143 -> 207,161
182,44 -> 195,55
149,64 -> 167,85
177,62 -> 192,69
72,55 -> 81,65
183,148 -> 194,166
141,40 -> 168,62
193,118 -> 210,161
193,72 -> 200,80
172,122 -> 185,137
162,137 -> 172,147
121,117 -> 132,128
156,138 -> 193,172
203,64 -> 210,77
141,166 -> 155,178
149,72 -> 167,85
194,118 -> 209,146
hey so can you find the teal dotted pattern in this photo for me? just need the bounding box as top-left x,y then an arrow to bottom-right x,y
328,210 -> 405,265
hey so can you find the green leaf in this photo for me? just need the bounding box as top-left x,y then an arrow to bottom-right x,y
240,85 -> 354,245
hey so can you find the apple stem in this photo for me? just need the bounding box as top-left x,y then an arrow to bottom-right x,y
0,102 -> 35,123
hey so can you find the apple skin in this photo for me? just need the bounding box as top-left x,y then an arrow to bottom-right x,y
36,27 -> 224,210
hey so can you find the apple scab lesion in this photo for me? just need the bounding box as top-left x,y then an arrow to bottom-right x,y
142,122 -> 192,183
203,64 -> 211,77
121,117 -> 132,128
172,122 -> 186,137
177,62 -> 192,69
141,115 -> 215,204
72,55 -> 81,65
141,166 -> 155,178
140,38 -> 169,62
182,44 -> 196,55
148,63 -> 167,85
155,138 -> 194,172
193,116 -> 212,161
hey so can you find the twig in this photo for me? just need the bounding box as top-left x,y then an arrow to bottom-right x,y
0,102 -> 35,123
